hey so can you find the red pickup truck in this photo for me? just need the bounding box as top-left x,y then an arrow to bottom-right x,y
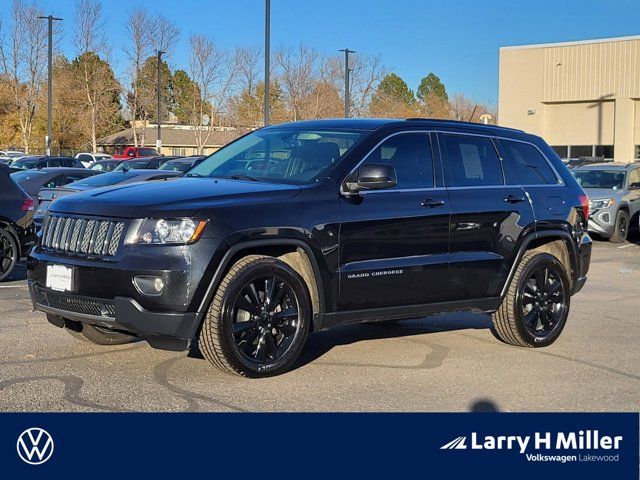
112,146 -> 160,159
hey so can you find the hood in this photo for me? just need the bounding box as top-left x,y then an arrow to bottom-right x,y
49,177 -> 302,218
581,188 -> 625,200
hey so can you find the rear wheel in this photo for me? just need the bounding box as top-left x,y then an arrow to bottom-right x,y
492,251 -> 570,348
199,255 -> 311,378
0,228 -> 18,282
609,210 -> 629,243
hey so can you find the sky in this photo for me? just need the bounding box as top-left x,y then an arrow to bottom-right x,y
5,0 -> 640,105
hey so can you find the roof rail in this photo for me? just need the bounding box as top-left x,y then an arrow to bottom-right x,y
403,117 -> 524,133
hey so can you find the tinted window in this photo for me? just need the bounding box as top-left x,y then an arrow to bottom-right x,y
78,154 -> 92,162
361,133 -> 433,189
148,160 -> 161,169
572,170 -> 626,190
501,140 -> 558,185
440,134 -> 503,187
12,158 -> 39,169
138,148 -> 159,156
43,175 -> 65,188
47,159 -> 62,167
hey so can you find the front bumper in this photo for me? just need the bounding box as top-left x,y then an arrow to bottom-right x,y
587,209 -> 615,237
29,282 -> 198,343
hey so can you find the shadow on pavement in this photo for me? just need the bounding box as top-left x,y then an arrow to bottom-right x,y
470,398 -> 501,412
294,312 -> 492,371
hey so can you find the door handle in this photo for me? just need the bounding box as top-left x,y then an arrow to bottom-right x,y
421,199 -> 445,208
504,195 -> 526,204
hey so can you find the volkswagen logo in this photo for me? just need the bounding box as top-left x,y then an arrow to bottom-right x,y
17,427 -> 54,465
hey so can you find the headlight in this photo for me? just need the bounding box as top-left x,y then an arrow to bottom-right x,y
588,198 -> 614,210
126,218 -> 207,245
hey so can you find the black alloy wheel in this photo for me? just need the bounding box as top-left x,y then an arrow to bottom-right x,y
519,264 -> 567,338
0,228 -> 18,282
618,214 -> 628,240
230,275 -> 301,365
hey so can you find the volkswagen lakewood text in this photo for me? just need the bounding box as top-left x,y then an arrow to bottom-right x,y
27,119 -> 591,377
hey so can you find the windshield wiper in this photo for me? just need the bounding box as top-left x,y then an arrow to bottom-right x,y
185,172 -> 204,177
226,174 -> 259,182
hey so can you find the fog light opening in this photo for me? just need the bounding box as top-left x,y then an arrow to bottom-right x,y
133,276 -> 165,296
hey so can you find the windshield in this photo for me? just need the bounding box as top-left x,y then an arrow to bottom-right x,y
187,128 -> 364,184
572,170 -> 626,189
160,160 -> 191,172
67,171 -> 141,188
113,160 -> 149,171
10,169 -> 46,183
12,158 -> 39,169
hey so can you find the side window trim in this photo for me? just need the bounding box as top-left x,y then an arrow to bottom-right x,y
436,131 -> 506,188
340,130 -> 441,195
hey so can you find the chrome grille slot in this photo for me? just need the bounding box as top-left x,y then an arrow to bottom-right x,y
40,215 -> 126,260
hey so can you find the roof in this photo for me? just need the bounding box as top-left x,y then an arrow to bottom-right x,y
573,162 -> 640,170
97,127 -> 252,147
263,118 -> 520,134
501,34 -> 640,51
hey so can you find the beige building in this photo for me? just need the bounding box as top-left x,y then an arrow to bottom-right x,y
499,35 -> 640,162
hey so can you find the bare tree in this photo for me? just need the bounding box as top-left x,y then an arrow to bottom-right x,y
150,14 -> 180,55
187,35 -> 239,153
348,54 -> 386,117
123,8 -> 153,147
73,0 -> 120,152
274,45 -> 318,121
0,0 -> 48,153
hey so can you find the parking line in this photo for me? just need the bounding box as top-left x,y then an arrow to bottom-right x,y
617,244 -> 635,249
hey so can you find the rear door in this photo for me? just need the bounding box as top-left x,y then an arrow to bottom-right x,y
338,131 -> 451,310
438,132 -> 534,301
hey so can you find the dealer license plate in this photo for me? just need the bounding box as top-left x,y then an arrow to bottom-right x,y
46,265 -> 74,292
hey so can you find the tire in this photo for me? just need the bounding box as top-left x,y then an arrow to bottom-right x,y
65,321 -> 138,345
199,255 -> 311,378
0,227 -> 18,282
609,210 -> 629,243
491,251 -> 570,348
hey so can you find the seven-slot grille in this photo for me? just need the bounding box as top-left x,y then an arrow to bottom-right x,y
41,215 -> 126,259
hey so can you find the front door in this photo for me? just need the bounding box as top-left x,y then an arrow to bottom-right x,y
338,132 -> 451,311
438,132 -> 534,301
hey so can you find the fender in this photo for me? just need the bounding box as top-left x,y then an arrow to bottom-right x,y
192,239 -> 326,336
500,229 -> 579,298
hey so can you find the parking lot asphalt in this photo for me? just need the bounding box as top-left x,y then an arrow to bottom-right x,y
1,237 -> 639,412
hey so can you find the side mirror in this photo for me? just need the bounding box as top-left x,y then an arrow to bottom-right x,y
345,164 -> 397,193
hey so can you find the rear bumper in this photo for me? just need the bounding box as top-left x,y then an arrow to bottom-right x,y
29,282 -> 198,348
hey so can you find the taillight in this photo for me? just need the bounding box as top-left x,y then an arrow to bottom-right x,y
578,194 -> 589,219
21,198 -> 34,211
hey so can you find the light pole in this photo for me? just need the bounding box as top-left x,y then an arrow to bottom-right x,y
156,50 -> 165,152
264,0 -> 270,126
38,15 -> 62,156
339,48 -> 355,118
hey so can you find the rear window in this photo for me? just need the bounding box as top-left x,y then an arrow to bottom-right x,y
138,148 -> 158,156
500,140 -> 558,185
10,169 -> 47,184
440,134 -> 503,187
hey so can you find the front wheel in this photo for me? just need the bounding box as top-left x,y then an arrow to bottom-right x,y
199,255 -> 311,378
491,251 -> 570,348
609,210 -> 629,243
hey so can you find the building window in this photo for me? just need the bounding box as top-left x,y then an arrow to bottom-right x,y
635,146 -> 640,159
172,148 -> 186,156
569,145 -> 593,158
551,146 -> 568,159
594,145 -> 614,159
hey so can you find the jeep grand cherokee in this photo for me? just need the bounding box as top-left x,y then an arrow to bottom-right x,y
28,119 -> 592,377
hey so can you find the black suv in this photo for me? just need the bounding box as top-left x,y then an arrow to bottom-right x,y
27,119 -> 592,377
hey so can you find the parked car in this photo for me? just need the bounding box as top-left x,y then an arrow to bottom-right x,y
88,159 -> 122,172
11,167 -> 100,219
0,150 -> 25,164
112,156 -> 166,171
34,169 -> 182,225
0,163 -> 36,281
571,162 -> 640,242
75,152 -> 112,167
158,156 -> 206,173
11,156 -> 84,170
28,118 -> 591,378
112,146 -> 159,160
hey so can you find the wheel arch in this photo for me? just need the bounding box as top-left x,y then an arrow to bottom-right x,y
500,230 -> 578,298
195,239 -> 325,335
